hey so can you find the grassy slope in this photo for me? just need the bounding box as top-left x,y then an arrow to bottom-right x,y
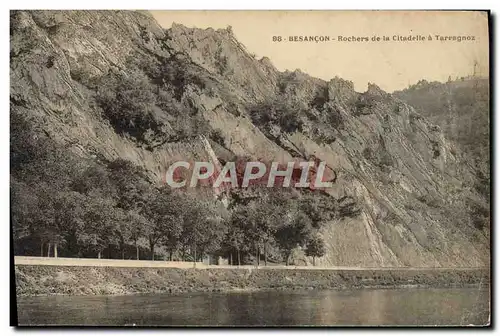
15,265 -> 489,297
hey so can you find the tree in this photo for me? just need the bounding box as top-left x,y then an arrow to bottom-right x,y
95,69 -> 160,142
181,196 -> 228,266
143,200 -> 165,261
227,188 -> 300,266
224,225 -> 246,265
305,234 -> 326,266
113,208 -> 130,259
275,207 -> 312,266
11,112 -> 90,257
69,163 -> 121,258
248,199 -> 281,266
229,203 -> 265,266
71,163 -> 116,198
79,195 -> 119,259
299,192 -> 337,228
51,190 -> 88,258
145,187 -> 184,261
107,159 -> 151,210
11,181 -> 89,258
105,159 -> 154,259
227,205 -> 257,265
127,210 -> 147,260
11,179 -> 41,253
11,180 -> 53,256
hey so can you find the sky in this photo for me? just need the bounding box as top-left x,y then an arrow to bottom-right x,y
151,11 -> 489,92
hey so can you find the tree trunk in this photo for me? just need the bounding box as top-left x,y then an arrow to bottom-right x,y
229,252 -> 232,266
257,244 -> 260,266
200,249 -> 205,263
237,249 -> 241,266
193,244 -> 197,268
40,241 -> 44,257
285,251 -> 291,266
254,241 -> 259,267
264,243 -> 268,266
121,239 -> 125,260
47,243 -> 51,258
169,249 -> 174,261
54,243 -> 58,258
98,250 -> 101,259
313,256 -> 316,266
149,239 -> 155,261
135,241 -> 139,260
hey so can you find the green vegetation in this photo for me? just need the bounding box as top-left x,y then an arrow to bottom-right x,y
83,52 -> 216,148
394,78 -> 490,197
10,24 -> 363,266
249,98 -> 304,133
305,234 -> 326,266
11,112 -> 223,261
248,95 -> 342,145
11,113 -> 358,265
95,69 -> 162,143
209,128 -> 226,147
221,188 -> 358,266
394,78 -> 490,235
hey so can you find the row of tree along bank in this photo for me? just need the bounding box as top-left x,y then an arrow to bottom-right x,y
11,112 -> 361,266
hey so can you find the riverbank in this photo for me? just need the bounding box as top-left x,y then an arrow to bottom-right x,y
15,265 -> 490,297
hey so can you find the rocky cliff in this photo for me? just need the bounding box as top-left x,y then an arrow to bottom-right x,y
10,10 -> 490,267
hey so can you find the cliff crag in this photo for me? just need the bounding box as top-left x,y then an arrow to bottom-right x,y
10,10 -> 490,267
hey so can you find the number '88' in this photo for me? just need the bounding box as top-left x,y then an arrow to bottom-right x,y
272,36 -> 282,42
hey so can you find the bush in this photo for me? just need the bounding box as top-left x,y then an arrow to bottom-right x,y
354,95 -> 375,115
249,99 -> 304,133
96,70 -> 163,143
210,129 -> 226,147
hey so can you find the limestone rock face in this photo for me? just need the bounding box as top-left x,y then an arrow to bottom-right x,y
10,10 -> 489,267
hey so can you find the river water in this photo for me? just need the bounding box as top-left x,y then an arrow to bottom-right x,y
17,288 -> 490,326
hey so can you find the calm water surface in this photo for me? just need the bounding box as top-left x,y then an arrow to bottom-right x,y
17,288 -> 490,326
